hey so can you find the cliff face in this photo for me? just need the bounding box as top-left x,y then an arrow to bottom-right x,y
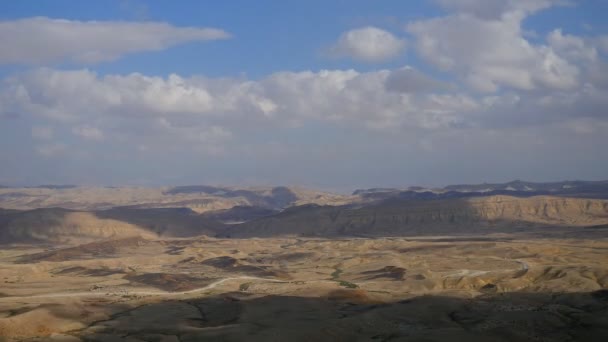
466,196 -> 608,225
2,196 -> 607,243
226,196 -> 608,237
367,196 -> 608,227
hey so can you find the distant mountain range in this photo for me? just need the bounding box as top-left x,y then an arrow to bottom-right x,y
0,184 -> 78,189
0,185 -> 350,212
1,180 -> 608,244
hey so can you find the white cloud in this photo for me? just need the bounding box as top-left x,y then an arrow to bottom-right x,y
434,0 -> 568,19
407,9 -> 579,92
547,29 -> 598,62
597,35 -> 608,54
72,125 -> 104,141
2,63 -> 607,164
0,17 -> 230,65
0,67 -> 470,132
31,126 -> 53,140
328,26 -> 406,62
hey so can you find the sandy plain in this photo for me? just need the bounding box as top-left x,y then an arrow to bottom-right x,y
1,232 -> 607,341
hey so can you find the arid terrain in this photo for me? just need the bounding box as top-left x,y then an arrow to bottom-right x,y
1,234 -> 608,341
1,182 -> 608,341
3,0 -> 608,339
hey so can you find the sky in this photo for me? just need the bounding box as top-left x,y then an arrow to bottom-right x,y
0,0 -> 607,190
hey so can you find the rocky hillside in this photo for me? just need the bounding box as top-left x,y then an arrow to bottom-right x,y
2,194 -> 607,244
222,195 -> 608,238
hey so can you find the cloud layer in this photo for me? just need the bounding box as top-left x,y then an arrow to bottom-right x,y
0,1 -> 607,187
0,17 -> 230,65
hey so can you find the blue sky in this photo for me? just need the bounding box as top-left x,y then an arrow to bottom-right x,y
2,0 -> 606,77
0,1 -> 439,77
0,0 -> 607,189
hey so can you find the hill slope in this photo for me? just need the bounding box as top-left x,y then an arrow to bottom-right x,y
0,207 -> 223,244
0,185 -> 353,212
0,208 -> 157,244
222,196 -> 608,238
2,195 -> 607,243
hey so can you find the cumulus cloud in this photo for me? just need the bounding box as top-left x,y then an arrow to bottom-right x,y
3,58 -> 607,139
0,67 -> 472,133
0,17 -> 230,65
547,29 -> 598,62
407,5 -> 580,92
328,26 -> 406,62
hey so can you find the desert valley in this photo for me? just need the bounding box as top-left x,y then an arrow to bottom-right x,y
0,181 -> 607,341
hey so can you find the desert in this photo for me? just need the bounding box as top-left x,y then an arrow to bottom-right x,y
1,182 -> 607,341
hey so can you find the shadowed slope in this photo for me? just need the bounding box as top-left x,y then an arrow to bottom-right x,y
95,207 -> 222,237
2,195 -> 607,243
30,290 -> 605,341
223,195 -> 608,238
0,208 -> 157,244
0,207 -> 223,244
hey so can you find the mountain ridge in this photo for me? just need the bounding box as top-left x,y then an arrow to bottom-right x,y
221,195 -> 608,238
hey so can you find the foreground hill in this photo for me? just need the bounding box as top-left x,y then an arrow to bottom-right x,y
1,234 -> 607,341
222,195 -> 608,238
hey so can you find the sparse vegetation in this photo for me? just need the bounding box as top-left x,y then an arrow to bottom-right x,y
330,267 -> 358,288
239,282 -> 251,291
338,280 -> 358,289
330,268 -> 343,280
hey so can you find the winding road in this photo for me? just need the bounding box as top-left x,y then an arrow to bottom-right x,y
0,276 -> 290,301
0,260 -> 532,301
